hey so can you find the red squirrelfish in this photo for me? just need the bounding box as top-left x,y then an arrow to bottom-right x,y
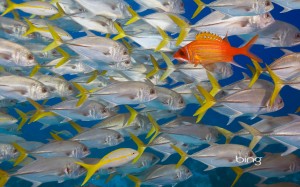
174,32 -> 262,67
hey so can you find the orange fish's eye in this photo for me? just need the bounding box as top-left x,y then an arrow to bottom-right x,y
178,49 -> 186,57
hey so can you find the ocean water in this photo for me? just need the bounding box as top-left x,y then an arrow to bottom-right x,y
1,0 -> 300,187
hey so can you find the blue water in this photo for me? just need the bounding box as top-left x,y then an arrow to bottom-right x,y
2,0 -> 300,187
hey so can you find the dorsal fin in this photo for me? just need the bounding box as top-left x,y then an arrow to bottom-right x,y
195,32 -> 223,42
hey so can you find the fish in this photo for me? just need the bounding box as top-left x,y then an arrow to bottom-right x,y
173,32 -> 262,67
133,0 -> 185,13
272,0 -> 300,13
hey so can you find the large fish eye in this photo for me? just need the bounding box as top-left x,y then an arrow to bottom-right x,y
102,108 -> 107,113
265,13 -> 270,18
116,134 -> 122,139
65,167 -> 72,174
179,98 -> 184,104
83,146 -> 88,152
123,51 -> 128,55
150,88 -> 156,95
27,54 -> 34,60
248,151 -> 254,157
265,0 -> 271,6
42,87 -> 48,93
296,33 -> 300,38
13,148 -> 18,153
124,60 -> 130,65
68,85 -> 73,91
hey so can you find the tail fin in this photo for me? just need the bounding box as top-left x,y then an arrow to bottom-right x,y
238,122 -> 262,150
160,52 -> 175,81
231,167 -> 244,187
127,174 -> 141,187
192,0 -> 205,19
72,82 -> 90,107
12,143 -> 28,166
43,24 -> 63,52
146,55 -> 161,79
239,35 -> 262,63
214,127 -> 234,144
1,0 -> 18,16
0,169 -> 10,186
75,162 -> 98,186
49,3 -> 65,20
248,60 -> 263,88
193,85 -> 216,116
12,10 -> 20,20
125,105 -> 138,127
193,93 -> 205,123
27,98 -> 56,123
125,6 -> 140,25
171,144 -> 188,168
155,27 -> 170,51
55,47 -> 70,68
29,64 -> 41,77
23,18 -> 43,37
207,71 -> 221,97
265,65 -> 284,107
50,131 -> 64,141
68,121 -> 84,133
168,14 -> 190,46
112,22 -> 127,40
15,108 -> 28,131
146,114 -> 161,144
130,133 -> 146,164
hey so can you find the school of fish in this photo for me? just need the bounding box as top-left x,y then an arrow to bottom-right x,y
0,0 -> 299,186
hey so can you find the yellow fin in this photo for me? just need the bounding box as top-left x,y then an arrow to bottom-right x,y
171,144 -> 188,168
193,85 -> 216,116
146,114 -> 161,144
55,47 -> 70,68
72,83 -> 90,107
15,108 -> 27,131
195,32 -> 223,41
207,71 -> 221,97
68,121 -> 84,133
86,70 -> 98,83
12,10 -> 20,20
192,0 -> 205,19
238,122 -> 262,150
105,173 -> 117,184
125,105 -> 138,127
1,0 -> 18,16
266,65 -> 284,107
130,133 -> 146,164
27,98 -> 56,123
127,174 -> 141,187
112,22 -> 127,40
146,55 -> 160,79
50,131 -> 64,141
160,52 -> 175,81
121,39 -> 132,54
155,27 -> 170,51
248,60 -> 263,88
168,14 -> 190,46
214,127 -> 234,144
49,2 -> 65,20
125,6 -> 140,25
0,169 -> 10,186
12,143 -> 28,166
75,162 -> 98,186
296,106 -> 300,113
23,18 -> 42,37
43,24 -> 63,52
231,167 -> 244,187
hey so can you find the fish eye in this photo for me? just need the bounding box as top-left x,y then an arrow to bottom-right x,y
132,152 -> 136,155
150,88 -> 156,95
116,134 -> 121,139
52,50 -> 58,55
65,167 -> 71,174
279,98 -> 283,104
265,13 -> 270,18
248,152 -> 254,157
13,148 -> 18,153
41,87 -> 47,93
27,54 -> 34,60
68,85 -> 73,91
71,65 -> 76,69
265,0 -> 271,6
123,51 -> 128,55
296,33 -> 300,38
179,98 -> 184,104
178,49 -> 185,56
83,146 -> 88,152
102,108 -> 107,113
124,60 -> 130,65
182,143 -> 188,147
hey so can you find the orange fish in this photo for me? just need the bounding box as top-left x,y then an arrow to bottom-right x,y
173,32 -> 262,67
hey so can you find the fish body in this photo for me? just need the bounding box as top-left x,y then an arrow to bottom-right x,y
134,0 -> 184,13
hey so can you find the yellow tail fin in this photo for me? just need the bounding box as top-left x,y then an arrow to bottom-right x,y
265,65 -> 284,107
130,133 -> 146,164
72,82 -> 90,107
15,108 -> 28,131
50,131 -> 64,141
55,47 -> 70,68
75,162 -> 98,186
125,105 -> 138,127
146,114 -> 161,144
146,55 -> 160,79
155,27 -> 170,51
49,3 -> 65,20
0,169 -> 10,186
192,0 -> 205,19
127,174 -> 141,187
27,98 -> 57,123
121,39 -> 132,54
68,121 -> 84,133
86,70 -> 99,84
12,10 -> 20,20
248,60 -> 263,88
171,144 -> 188,168
43,24 -> 63,52
214,127 -> 234,144
112,22 -> 127,40
29,64 -> 41,77
231,167 -> 244,187
207,71 -> 221,97
168,14 -> 190,46
22,18 -> 43,37
1,0 -> 18,16
160,52 -> 175,81
125,6 -> 140,25
193,93 -> 206,123
12,143 -> 28,166
193,85 -> 216,116
238,122 -> 262,150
